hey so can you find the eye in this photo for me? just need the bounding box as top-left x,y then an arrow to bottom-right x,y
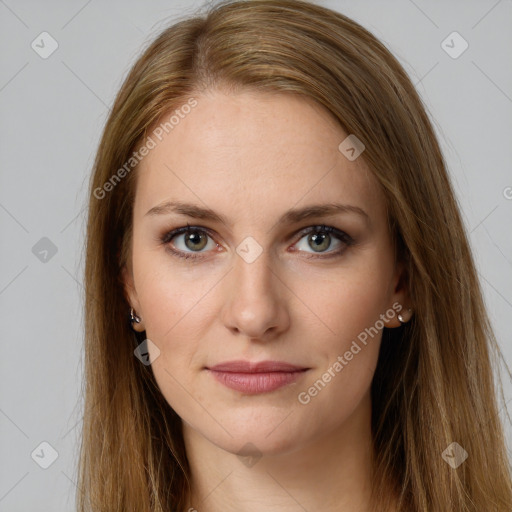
159,224 -> 354,261
160,224 -> 218,260
292,225 -> 354,259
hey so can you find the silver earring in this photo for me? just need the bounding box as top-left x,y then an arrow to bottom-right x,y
398,308 -> 413,324
130,307 -> 141,324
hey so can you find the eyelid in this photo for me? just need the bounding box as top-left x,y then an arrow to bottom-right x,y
293,224 -> 353,243
159,223 -> 216,245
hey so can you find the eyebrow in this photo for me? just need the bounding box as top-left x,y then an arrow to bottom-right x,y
145,200 -> 370,227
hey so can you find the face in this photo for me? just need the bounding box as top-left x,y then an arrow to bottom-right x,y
123,88 -> 408,456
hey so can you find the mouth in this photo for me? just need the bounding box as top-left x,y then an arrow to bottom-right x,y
205,360 -> 310,394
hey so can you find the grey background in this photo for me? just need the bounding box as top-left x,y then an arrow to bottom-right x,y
1,0 -> 511,509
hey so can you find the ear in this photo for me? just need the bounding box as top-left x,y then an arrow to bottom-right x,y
384,260 -> 413,328
121,263 -> 145,332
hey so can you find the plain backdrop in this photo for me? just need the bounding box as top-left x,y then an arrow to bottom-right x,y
0,0 -> 511,510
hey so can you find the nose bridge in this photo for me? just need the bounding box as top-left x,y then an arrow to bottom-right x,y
221,236 -> 288,339
233,238 -> 276,298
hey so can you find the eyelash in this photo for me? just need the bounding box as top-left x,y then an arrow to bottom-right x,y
159,223 -> 355,261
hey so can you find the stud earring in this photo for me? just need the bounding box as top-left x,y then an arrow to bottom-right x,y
398,308 -> 413,324
130,307 -> 141,324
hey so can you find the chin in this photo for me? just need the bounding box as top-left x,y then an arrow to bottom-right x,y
199,416 -> 310,459
226,434 -> 300,460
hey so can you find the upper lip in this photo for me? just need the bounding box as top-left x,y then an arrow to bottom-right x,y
207,360 -> 308,373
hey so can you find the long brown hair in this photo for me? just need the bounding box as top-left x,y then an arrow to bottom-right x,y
79,1 -> 512,510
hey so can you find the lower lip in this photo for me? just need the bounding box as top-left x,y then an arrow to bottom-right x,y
207,369 -> 308,394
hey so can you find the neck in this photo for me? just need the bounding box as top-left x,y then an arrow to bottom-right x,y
181,390 -> 391,512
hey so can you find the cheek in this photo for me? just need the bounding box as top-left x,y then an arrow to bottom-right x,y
134,265 -> 209,416
305,287 -> 385,385
131,251 -> 226,405
133,247 -> 216,340
291,279 -> 387,436
302,259 -> 393,352
136,277 -> 206,378
293,258 -> 392,404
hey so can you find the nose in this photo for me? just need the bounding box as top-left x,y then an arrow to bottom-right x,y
220,246 -> 290,341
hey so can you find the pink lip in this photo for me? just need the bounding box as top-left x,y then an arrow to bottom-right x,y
206,360 -> 309,394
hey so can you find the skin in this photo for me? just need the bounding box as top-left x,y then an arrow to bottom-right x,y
122,88 -> 410,512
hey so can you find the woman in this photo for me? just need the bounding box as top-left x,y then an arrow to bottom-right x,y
79,0 -> 512,510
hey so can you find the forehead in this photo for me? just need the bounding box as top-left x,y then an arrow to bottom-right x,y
133,89 -> 385,225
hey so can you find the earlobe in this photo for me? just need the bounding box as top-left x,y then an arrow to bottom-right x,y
121,265 -> 145,332
397,307 -> 414,324
385,260 -> 414,328
129,307 -> 146,332
385,303 -> 414,329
